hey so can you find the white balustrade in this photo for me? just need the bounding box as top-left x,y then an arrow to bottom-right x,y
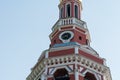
52,18 -> 87,31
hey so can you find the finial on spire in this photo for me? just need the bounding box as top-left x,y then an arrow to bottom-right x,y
59,0 -> 82,3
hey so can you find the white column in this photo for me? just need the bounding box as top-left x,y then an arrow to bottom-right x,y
45,50 -> 49,58
41,73 -> 46,80
75,54 -> 79,80
75,46 -> 79,54
75,70 -> 79,80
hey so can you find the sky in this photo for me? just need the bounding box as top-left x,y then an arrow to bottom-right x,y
0,0 -> 119,80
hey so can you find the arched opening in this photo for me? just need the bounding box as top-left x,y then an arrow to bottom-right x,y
66,4 -> 71,17
84,72 -> 97,80
54,68 -> 70,80
75,5 -> 78,18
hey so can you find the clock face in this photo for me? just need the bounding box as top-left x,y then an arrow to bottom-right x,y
61,33 -> 71,40
59,31 -> 74,43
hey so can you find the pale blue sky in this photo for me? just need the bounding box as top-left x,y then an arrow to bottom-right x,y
0,0 -> 119,80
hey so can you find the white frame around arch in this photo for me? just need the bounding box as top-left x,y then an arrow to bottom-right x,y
74,2 -> 79,19
65,2 -> 71,18
83,69 -> 100,80
50,66 -> 72,75
74,4 -> 79,18
59,5 -> 64,18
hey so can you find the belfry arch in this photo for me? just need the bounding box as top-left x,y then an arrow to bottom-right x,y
84,72 -> 97,80
53,68 -> 70,80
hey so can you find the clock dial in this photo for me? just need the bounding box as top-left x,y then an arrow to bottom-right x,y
59,31 -> 74,43
61,33 -> 71,40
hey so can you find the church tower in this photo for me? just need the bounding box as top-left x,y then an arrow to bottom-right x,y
26,0 -> 112,80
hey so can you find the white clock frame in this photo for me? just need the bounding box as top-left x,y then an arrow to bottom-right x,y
59,31 -> 74,43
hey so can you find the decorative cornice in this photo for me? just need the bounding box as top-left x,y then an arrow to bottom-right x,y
45,54 -> 108,75
26,60 -> 45,80
26,54 -> 110,80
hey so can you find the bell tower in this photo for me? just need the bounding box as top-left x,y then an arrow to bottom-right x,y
26,0 -> 112,80
59,0 -> 82,19
50,0 -> 90,48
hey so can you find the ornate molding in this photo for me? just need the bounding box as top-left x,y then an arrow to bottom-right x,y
45,54 -> 108,75
27,54 -> 110,80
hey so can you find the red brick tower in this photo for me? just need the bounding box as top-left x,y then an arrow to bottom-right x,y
26,0 -> 112,80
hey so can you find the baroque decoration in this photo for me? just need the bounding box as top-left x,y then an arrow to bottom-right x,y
26,0 -> 112,80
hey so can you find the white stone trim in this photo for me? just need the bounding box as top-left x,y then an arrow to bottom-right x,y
74,2 -> 79,18
34,68 -> 45,80
59,5 -> 64,18
49,68 -> 55,74
80,45 -> 100,57
75,46 -> 79,54
83,69 -> 100,80
27,54 -> 109,80
85,30 -> 91,43
79,66 -> 84,72
45,50 -> 49,58
50,66 -> 72,75
41,74 -> 45,80
75,71 -> 79,80
68,65 -> 73,71
98,74 -> 102,80
103,68 -> 112,80
46,54 -> 107,75
50,45 -> 74,52
65,2 -> 71,17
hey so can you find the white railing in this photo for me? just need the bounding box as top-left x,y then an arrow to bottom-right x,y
52,18 -> 87,31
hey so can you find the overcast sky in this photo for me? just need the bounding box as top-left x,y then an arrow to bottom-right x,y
0,0 -> 119,80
